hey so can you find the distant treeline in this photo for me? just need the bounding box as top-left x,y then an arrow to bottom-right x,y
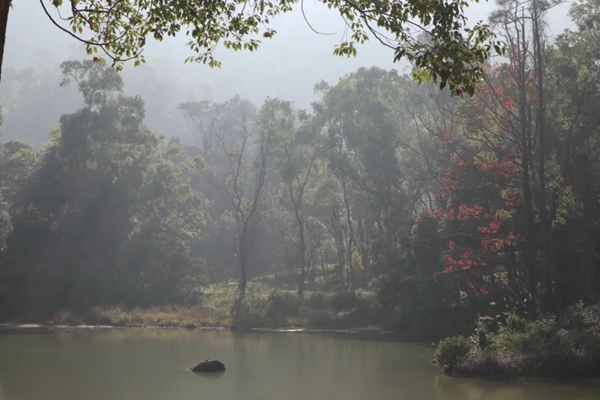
0,0 -> 599,332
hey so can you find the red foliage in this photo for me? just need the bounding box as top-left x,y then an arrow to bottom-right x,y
480,157 -> 516,179
426,47 -> 537,297
433,201 -> 521,298
468,281 -> 489,296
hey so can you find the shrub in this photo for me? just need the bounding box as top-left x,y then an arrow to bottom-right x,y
381,305 -> 413,331
309,291 -> 329,309
494,326 -> 552,353
331,291 -> 355,311
505,312 -> 528,333
352,290 -> 380,322
491,312 -> 557,353
435,301 -> 600,379
434,336 -> 472,371
563,300 -> 600,330
455,349 -> 532,378
265,289 -> 300,322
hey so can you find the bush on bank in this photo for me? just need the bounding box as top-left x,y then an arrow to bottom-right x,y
434,301 -> 600,380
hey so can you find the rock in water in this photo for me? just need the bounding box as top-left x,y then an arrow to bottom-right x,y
190,359 -> 226,372
556,328 -> 571,343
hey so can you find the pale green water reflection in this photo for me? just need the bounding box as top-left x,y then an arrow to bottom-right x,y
0,330 -> 599,400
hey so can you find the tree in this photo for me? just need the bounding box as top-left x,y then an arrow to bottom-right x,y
0,0 -> 503,95
487,3 -> 539,303
60,59 -> 124,110
0,59 -> 206,313
315,69 -> 418,284
270,100 -> 321,296
185,97 -> 278,295
544,1 -> 600,305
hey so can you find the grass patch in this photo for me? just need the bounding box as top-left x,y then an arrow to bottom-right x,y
43,282 -> 384,331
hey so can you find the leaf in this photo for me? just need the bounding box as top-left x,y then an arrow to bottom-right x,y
46,0 -> 498,94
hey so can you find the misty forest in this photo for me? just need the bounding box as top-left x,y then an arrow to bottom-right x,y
2,0 -> 600,389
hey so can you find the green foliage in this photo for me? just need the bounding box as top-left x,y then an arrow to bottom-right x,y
331,291 -> 356,311
309,292 -> 330,309
60,60 -> 124,109
42,0 -> 501,96
0,61 -> 207,314
434,336 -> 471,370
266,289 -> 301,322
505,312 -> 528,333
493,318 -> 556,353
562,300 -> 600,331
436,302 -> 600,379
467,304 -> 600,357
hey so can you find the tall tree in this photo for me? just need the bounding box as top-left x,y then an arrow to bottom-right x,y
186,97 -> 278,295
270,100 -> 321,296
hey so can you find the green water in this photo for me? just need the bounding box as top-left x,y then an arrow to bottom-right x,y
0,330 -> 599,400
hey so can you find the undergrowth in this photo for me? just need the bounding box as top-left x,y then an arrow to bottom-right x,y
44,282 -> 385,331
434,300 -> 600,380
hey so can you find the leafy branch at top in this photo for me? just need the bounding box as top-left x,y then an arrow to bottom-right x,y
44,0 -> 505,96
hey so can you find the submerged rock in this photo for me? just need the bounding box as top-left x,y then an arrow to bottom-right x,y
190,359 -> 226,372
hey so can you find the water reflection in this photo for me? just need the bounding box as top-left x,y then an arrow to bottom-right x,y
432,369 -> 600,400
0,330 -> 599,400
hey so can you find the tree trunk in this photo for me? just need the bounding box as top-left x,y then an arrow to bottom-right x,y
238,250 -> 248,295
0,0 -> 11,83
532,1 -> 559,314
519,111 -> 537,302
330,203 -> 346,284
516,12 -> 538,305
310,247 -> 318,283
237,229 -> 248,296
356,211 -> 370,272
577,153 -> 596,302
296,210 -> 306,297
341,178 -> 356,293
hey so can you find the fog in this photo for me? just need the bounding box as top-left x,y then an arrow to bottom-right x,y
1,1 -> 573,145
2,2 -> 600,387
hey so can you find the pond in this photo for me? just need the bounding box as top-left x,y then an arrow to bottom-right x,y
0,329 -> 599,400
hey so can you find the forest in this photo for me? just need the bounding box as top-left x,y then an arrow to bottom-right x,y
0,0 -> 599,364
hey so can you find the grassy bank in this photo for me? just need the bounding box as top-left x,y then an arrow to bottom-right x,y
11,282 -> 386,332
2,275 -> 476,340
433,301 -> 600,381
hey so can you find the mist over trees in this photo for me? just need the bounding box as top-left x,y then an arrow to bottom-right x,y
0,0 -> 599,337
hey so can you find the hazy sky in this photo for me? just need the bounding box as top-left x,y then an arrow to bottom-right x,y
5,1 -> 575,109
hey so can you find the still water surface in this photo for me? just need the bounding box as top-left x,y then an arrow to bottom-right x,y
0,329 -> 600,400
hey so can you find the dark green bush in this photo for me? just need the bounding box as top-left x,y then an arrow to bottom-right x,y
505,312 -> 528,333
266,290 -> 299,319
434,336 -> 472,371
331,291 -> 356,311
435,302 -> 600,379
494,325 -> 554,353
346,290 -> 381,324
309,291 -> 329,309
